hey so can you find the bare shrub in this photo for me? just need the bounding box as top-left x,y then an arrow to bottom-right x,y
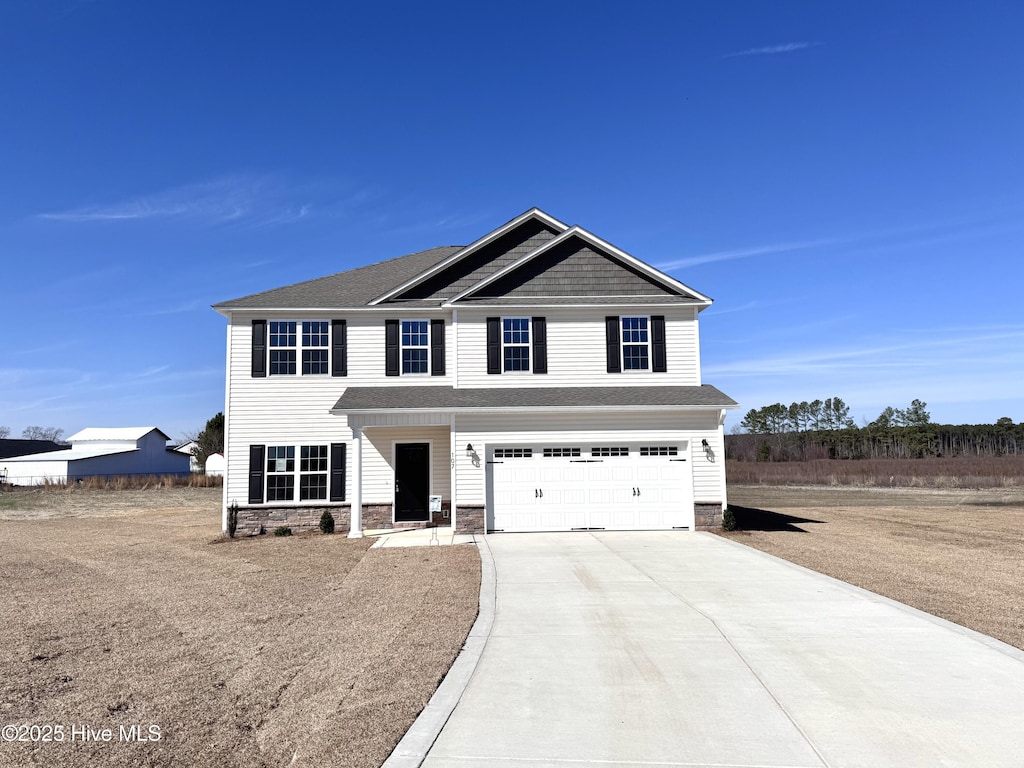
36,474 -> 223,492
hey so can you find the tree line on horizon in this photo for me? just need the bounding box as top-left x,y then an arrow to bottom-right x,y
730,397 -> 1021,461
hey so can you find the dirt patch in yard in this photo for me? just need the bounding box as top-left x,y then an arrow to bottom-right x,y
721,485 -> 1024,651
0,487 -> 480,768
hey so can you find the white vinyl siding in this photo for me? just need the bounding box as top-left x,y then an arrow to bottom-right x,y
361,426 -> 451,505
221,308 -> 716,517
457,307 -> 700,387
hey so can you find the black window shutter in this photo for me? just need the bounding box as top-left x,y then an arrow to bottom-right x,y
605,316 -> 621,373
532,316 -> 547,374
251,320 -> 267,378
486,317 -> 501,374
651,315 -> 667,373
248,445 -> 265,504
430,319 -> 445,376
332,319 -> 347,377
329,443 -> 346,502
385,319 -> 400,376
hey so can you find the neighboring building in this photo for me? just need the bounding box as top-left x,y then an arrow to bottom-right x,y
213,208 -> 738,536
173,440 -> 202,473
205,453 -> 225,477
2,427 -> 190,485
0,439 -> 69,460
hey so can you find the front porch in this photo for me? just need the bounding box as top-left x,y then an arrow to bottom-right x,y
345,413 -> 483,538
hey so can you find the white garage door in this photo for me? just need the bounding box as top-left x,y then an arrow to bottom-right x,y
488,444 -> 694,532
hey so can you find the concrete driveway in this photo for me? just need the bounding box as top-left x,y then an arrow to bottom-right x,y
418,531 -> 1024,768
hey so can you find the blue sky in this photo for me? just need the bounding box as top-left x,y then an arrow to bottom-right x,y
2,1 -> 1021,440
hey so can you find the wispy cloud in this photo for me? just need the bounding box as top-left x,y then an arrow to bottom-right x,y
36,175 -> 315,226
658,206 -> 1024,273
707,324 -> 1024,424
724,42 -> 820,58
656,238 -> 841,270
706,326 -> 1024,379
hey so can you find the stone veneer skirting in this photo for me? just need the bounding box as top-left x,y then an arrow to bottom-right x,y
234,505 -> 350,536
459,505 -> 485,535
234,502 -> 717,534
233,502 -> 455,536
694,502 -> 724,531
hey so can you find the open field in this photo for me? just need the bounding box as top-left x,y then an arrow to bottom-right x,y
0,487 -> 480,768
726,456 -> 1024,488
722,485 -> 1024,650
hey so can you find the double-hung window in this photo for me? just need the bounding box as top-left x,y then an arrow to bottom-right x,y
266,444 -> 328,502
401,320 -> 429,374
299,446 -> 328,500
269,322 -> 297,375
502,318 -> 530,372
267,321 -> 329,376
266,446 -> 296,500
621,316 -> 650,371
301,322 -> 329,374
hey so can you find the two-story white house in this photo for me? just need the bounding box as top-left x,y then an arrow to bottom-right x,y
213,209 -> 737,536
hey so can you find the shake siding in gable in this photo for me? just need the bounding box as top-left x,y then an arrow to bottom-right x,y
455,307 -> 700,387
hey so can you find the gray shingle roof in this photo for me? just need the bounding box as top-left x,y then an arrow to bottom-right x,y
212,208 -> 711,311
213,246 -> 462,310
332,385 -> 738,412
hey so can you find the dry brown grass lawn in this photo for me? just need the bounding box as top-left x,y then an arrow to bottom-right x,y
722,485 -> 1024,651
0,487 -> 480,768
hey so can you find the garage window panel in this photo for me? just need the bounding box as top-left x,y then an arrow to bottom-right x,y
640,446 -> 679,456
494,448 -> 533,459
592,447 -> 630,457
542,447 -> 581,458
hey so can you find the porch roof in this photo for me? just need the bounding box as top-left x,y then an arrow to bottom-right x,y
331,385 -> 737,413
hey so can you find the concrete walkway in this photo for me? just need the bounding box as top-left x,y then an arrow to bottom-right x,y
369,526 -> 478,548
414,531 -> 1024,768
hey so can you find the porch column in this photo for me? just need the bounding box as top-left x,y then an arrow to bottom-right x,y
348,426 -> 363,538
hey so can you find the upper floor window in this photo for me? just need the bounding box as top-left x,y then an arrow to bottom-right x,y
401,320 -> 429,374
301,322 -> 329,375
269,321 -> 297,375
621,316 -> 650,371
267,321 -> 329,376
502,318 -> 530,372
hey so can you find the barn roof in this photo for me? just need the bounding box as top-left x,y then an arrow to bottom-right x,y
67,427 -> 170,443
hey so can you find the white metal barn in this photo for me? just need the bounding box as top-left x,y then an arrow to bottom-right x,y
1,427 -> 190,485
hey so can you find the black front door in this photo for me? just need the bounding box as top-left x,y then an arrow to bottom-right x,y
394,443 -> 430,522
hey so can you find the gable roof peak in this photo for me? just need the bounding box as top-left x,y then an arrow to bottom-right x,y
446,224 -> 712,305
369,208 -> 569,305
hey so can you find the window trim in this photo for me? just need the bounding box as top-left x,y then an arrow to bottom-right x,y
501,316 -> 532,373
400,319 -> 431,376
265,319 -> 331,377
620,315 -> 652,373
262,443 -> 334,504
266,445 -> 296,501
